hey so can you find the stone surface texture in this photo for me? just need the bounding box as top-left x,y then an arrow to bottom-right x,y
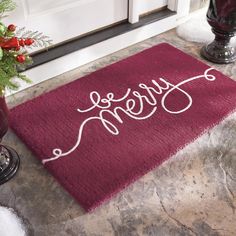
0,28 -> 236,236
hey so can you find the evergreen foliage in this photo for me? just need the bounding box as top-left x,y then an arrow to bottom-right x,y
0,0 -> 52,95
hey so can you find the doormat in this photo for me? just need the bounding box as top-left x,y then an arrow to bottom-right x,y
10,43 -> 236,211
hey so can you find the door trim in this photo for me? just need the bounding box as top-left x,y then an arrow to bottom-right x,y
129,0 -> 191,23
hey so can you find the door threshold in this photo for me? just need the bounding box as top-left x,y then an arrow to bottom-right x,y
29,8 -> 176,70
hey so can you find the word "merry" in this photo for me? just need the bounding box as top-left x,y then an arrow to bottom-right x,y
42,68 -> 216,164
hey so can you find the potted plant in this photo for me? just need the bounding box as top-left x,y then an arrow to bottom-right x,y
0,0 -> 52,184
201,0 -> 236,63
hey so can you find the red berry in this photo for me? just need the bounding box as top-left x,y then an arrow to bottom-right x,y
24,38 -> 34,46
8,24 -> 16,32
16,54 -> 26,63
19,38 -> 25,46
15,46 -> 20,51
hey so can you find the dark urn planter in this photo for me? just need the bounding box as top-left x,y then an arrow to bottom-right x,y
201,0 -> 236,64
0,94 -> 20,185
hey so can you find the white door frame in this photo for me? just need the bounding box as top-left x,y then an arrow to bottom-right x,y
129,0 -> 191,23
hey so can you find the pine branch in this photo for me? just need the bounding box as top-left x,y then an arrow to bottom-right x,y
16,28 -> 53,48
17,73 -> 31,83
0,0 -> 16,18
0,1 -> 53,92
21,30 -> 32,38
0,49 -> 32,90
15,26 -> 25,36
0,68 -> 19,90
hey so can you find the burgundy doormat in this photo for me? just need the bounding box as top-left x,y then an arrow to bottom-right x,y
10,43 -> 236,211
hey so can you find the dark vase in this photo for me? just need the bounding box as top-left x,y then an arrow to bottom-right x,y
0,96 -> 9,139
0,94 -> 20,185
201,0 -> 236,63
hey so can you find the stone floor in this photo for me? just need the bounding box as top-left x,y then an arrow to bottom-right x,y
1,29 -> 236,236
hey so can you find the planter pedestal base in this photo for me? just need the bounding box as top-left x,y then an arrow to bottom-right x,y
201,29 -> 236,64
0,145 -> 20,185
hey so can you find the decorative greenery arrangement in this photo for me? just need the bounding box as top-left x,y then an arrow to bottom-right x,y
0,0 -> 52,95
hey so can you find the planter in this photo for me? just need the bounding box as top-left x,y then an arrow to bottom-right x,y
0,93 -> 20,185
201,0 -> 236,64
0,95 -> 8,139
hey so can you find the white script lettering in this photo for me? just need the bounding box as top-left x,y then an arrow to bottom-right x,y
42,68 -> 216,164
